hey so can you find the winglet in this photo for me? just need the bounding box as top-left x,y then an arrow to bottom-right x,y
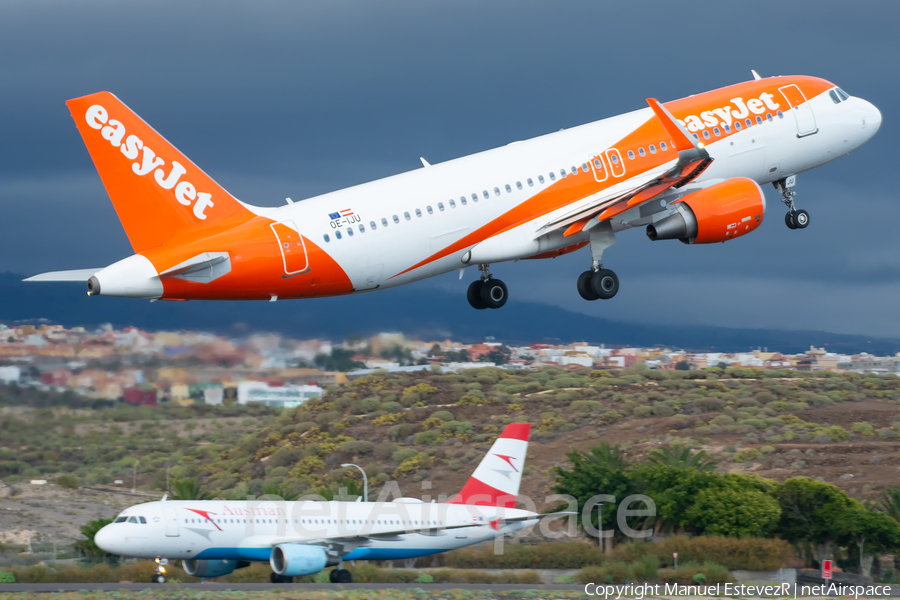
646,98 -> 701,153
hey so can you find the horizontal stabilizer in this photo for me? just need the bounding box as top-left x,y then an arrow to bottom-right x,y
24,269 -> 102,282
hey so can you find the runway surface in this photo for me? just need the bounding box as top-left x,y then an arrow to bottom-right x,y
0,582 -> 584,593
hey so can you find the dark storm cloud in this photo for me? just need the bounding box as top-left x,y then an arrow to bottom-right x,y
1,1 -> 898,335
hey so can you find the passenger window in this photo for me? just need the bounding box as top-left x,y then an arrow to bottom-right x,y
404,212 -> 411,220
723,124 -> 731,133
347,228 -> 354,236
702,130 -> 710,139
549,172 -> 556,181
335,230 -> 342,239
449,199 -> 456,208
426,205 -> 433,214
734,121 -> 742,131
415,208 -> 422,217
323,234 -> 330,242
659,141 -> 667,151
493,187 -> 500,196
649,144 -> 656,154
437,202 -> 444,211
746,118 -> 753,127
756,116 -> 763,124
526,178 -> 533,187
777,110 -> 784,118
505,184 -> 512,193
766,113 -> 773,121
610,154 -> 619,165
570,166 -> 577,174
471,193 -> 478,202
461,196 -> 467,205
392,215 -> 399,223
381,218 -> 388,227
358,224 -> 364,232
582,163 -> 589,172
369,221 -> 376,229
483,190 -> 489,199
516,181 -> 523,190
638,147 -> 645,157
627,150 -> 635,160
713,127 -> 720,136
538,175 -> 545,184
560,169 -> 567,178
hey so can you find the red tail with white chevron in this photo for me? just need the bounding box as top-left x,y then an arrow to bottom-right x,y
450,423 -> 530,508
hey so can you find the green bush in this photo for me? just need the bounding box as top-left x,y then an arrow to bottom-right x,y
611,536 -> 794,571
657,562 -> 732,585
445,541 -> 602,569
56,474 -> 79,489
0,571 -> 14,583
414,573 -> 435,583
732,449 -> 761,462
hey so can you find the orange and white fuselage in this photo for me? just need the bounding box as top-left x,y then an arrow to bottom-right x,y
27,75 -> 881,304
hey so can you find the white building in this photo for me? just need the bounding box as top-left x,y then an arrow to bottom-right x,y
237,382 -> 322,408
0,366 -> 21,384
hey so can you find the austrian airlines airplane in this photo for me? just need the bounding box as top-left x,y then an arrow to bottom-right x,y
94,424 -> 563,583
28,73 -> 880,309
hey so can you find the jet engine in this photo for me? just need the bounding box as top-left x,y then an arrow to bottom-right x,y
182,559 -> 247,578
646,177 -> 765,244
270,544 -> 334,577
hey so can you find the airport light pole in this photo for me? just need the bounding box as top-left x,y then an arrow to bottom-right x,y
132,459 -> 140,493
341,463 -> 368,502
597,503 -> 604,554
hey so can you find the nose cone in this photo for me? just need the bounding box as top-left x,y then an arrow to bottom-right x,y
866,100 -> 883,134
94,524 -> 117,554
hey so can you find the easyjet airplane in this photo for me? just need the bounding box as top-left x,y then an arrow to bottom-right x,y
94,423 -> 566,584
28,72 -> 880,309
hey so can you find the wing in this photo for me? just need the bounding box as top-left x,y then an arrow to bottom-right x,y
267,512 -> 575,549
536,98 -> 712,238
24,269 -> 102,282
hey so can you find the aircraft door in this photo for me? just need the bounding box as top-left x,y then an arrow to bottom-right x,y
778,85 -> 818,137
163,504 -> 180,537
271,221 -> 310,276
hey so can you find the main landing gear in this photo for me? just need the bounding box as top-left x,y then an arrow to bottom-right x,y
775,175 -> 809,230
577,221 -> 619,302
467,264 -> 508,310
330,568 -> 353,583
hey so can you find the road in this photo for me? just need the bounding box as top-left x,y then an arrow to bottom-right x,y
0,582 -> 584,593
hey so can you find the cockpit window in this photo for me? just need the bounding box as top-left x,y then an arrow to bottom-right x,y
128,516 -> 138,523
139,516 -> 147,524
836,88 -> 849,101
829,90 -> 841,104
114,516 -> 127,523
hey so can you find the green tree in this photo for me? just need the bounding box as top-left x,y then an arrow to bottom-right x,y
837,502 -> 900,577
685,486 -> 781,538
171,478 -> 214,500
72,518 -> 113,560
775,477 -> 853,562
675,361 -> 691,371
552,442 -> 633,535
879,485 -> 900,574
648,444 -> 717,472
260,483 -> 301,501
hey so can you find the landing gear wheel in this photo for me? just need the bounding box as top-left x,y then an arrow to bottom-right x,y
577,271 -> 600,301
334,569 -> 353,583
330,569 -> 338,583
480,279 -> 508,309
151,574 -> 166,584
591,269 -> 619,300
793,209 -> 809,229
785,212 -> 797,229
270,573 -> 293,584
467,280 -> 486,310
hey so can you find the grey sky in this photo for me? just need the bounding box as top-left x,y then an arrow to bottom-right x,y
1,1 -> 897,336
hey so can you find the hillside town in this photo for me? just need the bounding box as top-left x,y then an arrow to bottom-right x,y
1,323 -> 899,409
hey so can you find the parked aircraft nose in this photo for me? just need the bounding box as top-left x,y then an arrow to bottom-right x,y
94,524 -> 118,554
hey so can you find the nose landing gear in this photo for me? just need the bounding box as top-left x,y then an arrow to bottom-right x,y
467,264 -> 508,310
775,175 -> 809,230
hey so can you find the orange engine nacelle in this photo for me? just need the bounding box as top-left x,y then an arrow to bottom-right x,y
646,177 -> 765,244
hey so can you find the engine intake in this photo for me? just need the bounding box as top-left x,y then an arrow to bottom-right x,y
182,559 -> 246,578
270,544 -> 334,577
646,177 -> 765,244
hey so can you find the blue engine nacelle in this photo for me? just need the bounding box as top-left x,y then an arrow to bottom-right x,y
270,544 -> 329,577
182,559 -> 240,578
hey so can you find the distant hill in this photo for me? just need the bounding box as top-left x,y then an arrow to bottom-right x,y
1,272 -> 898,354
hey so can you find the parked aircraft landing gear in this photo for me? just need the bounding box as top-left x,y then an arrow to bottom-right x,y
330,568 -> 353,583
270,572 -> 294,583
151,574 -> 166,584
467,264 -> 507,310
775,175 -> 809,230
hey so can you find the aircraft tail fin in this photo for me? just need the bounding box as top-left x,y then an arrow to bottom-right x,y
449,423 -> 530,508
66,92 -> 256,254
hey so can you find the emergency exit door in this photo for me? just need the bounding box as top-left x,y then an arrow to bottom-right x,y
163,504 -> 180,537
271,221 -> 310,276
